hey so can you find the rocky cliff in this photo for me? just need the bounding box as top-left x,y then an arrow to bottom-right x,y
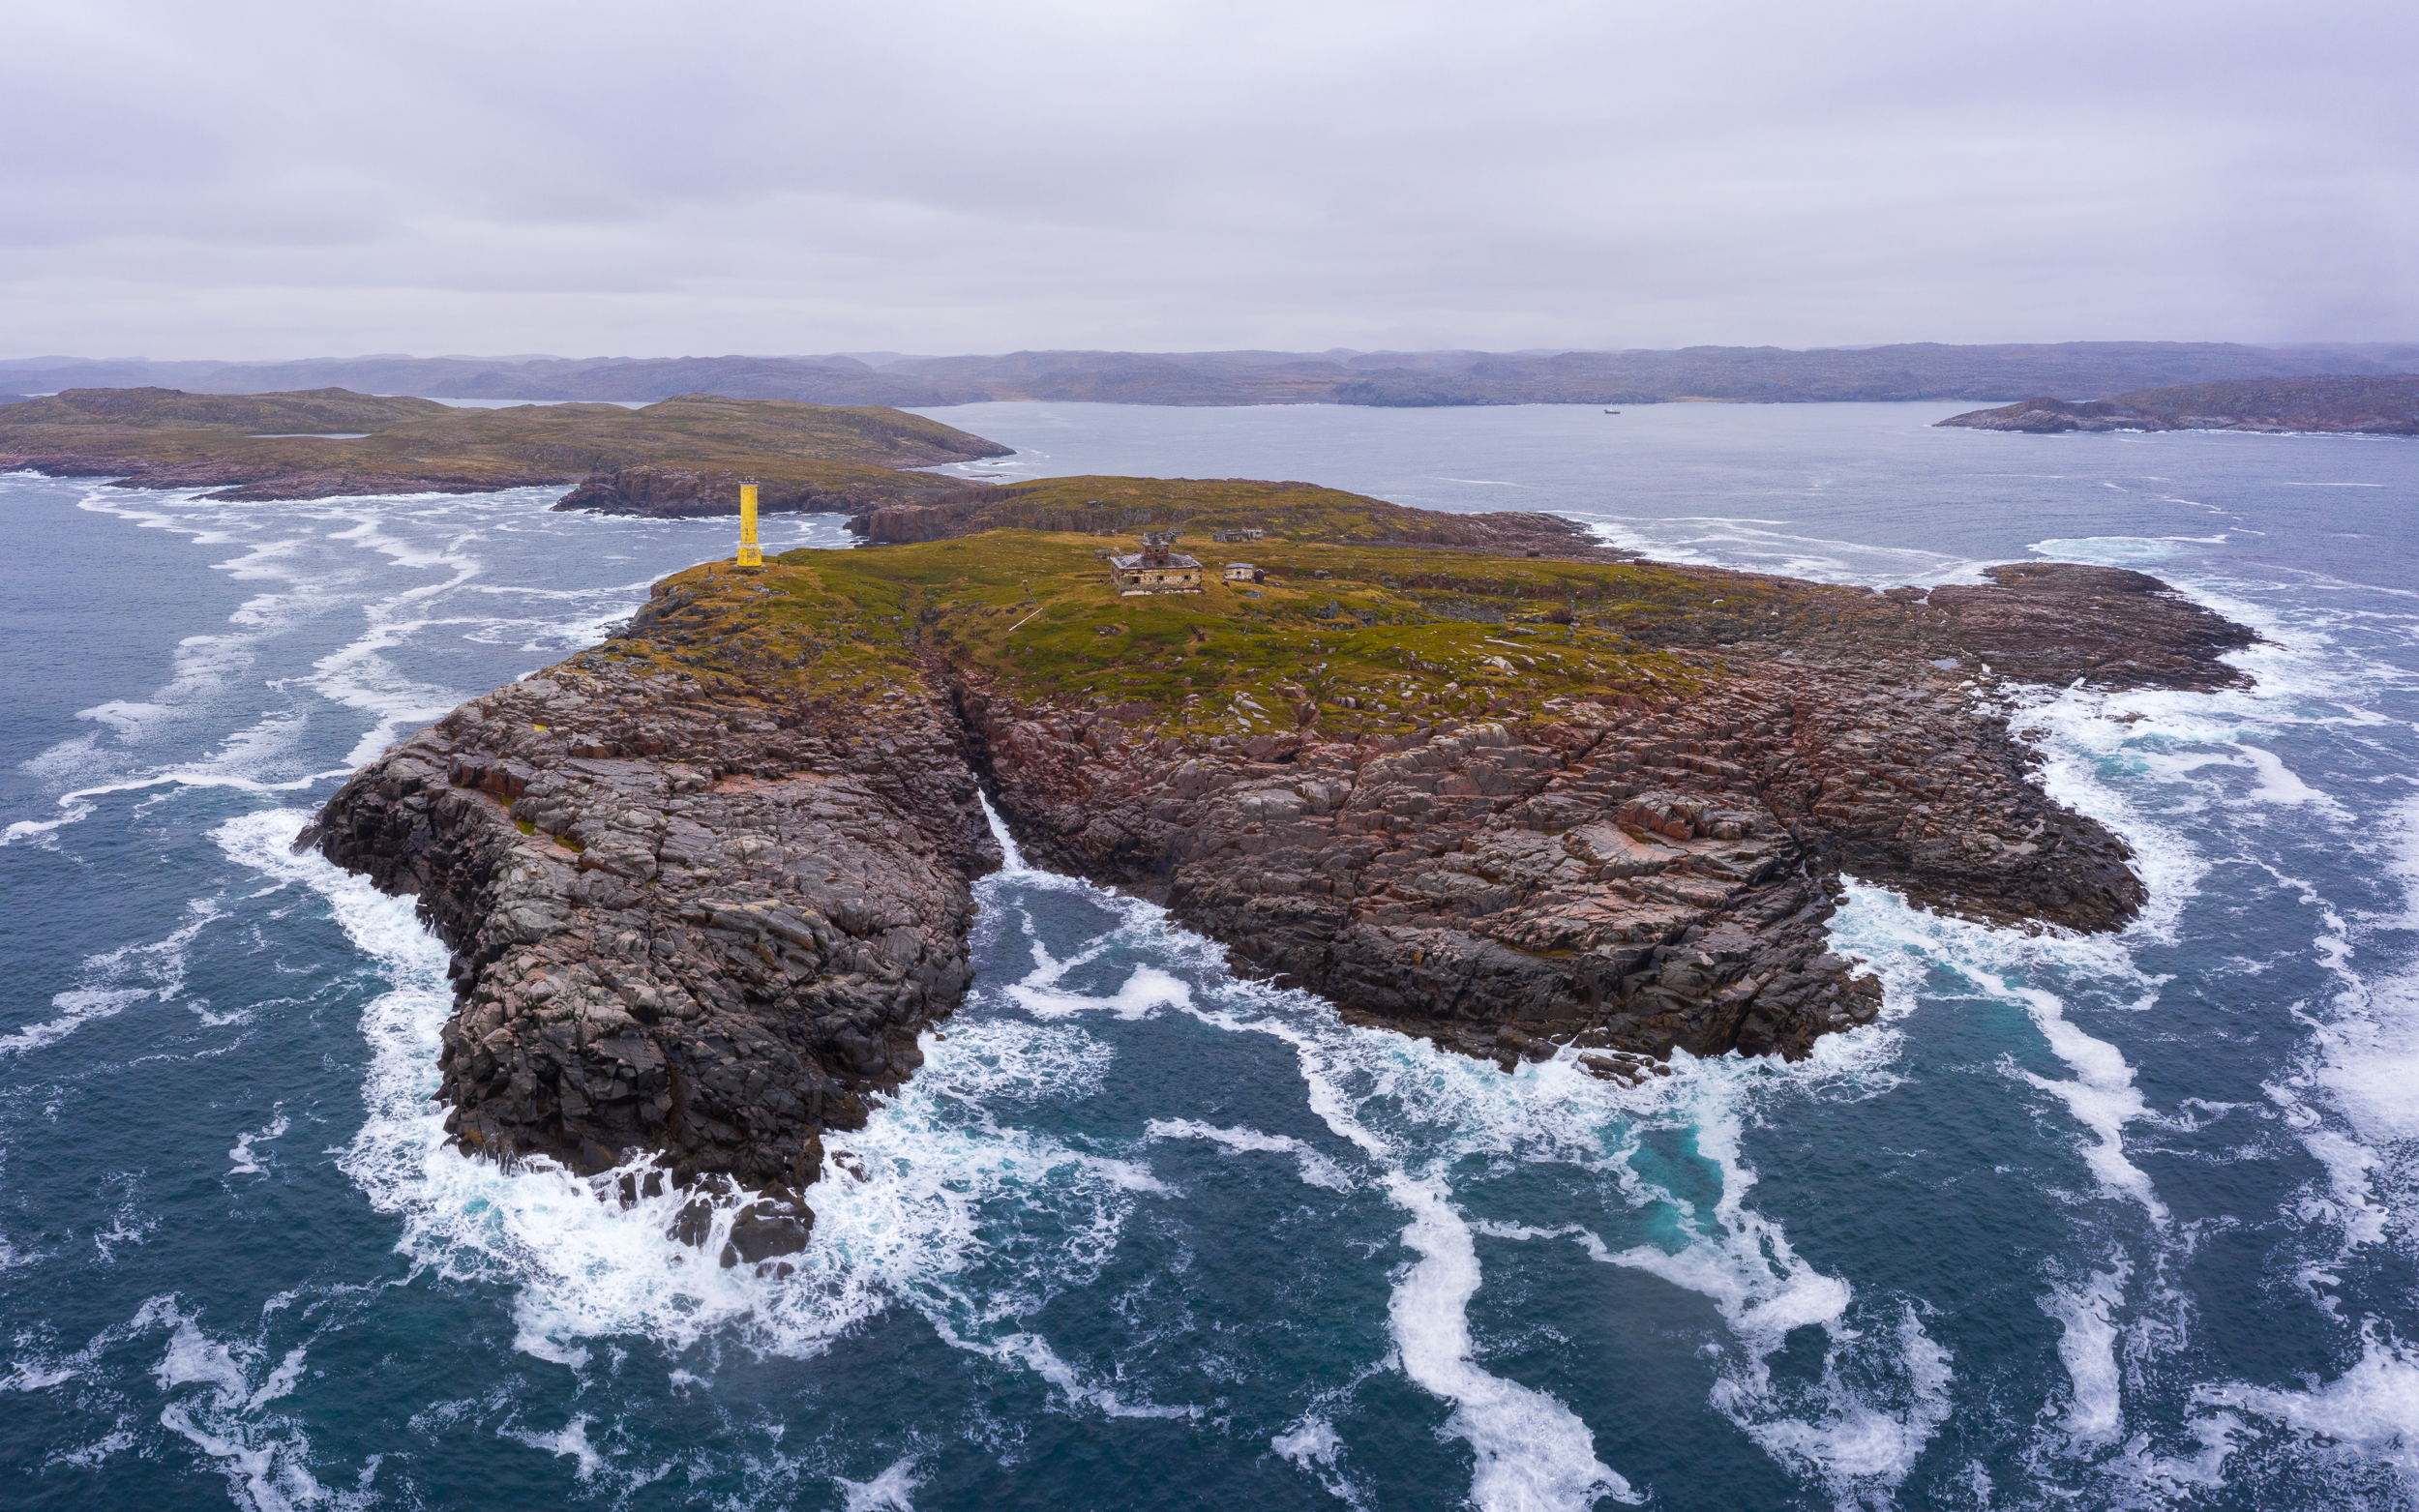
302,516 -> 2254,1260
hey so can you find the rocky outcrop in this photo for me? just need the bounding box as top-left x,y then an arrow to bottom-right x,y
300,646 -> 997,1267
953,653 -> 2139,1074
1922,563 -> 2254,690
303,543 -> 2254,1250
1938,374 -> 2419,436
951,562 -> 2241,1075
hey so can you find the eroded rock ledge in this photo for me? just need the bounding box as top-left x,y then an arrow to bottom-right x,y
302,667 -> 998,1266
302,535 -> 2253,1257
956,654 -> 2136,1073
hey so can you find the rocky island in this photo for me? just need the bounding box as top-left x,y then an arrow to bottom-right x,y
1937,373 -> 2419,436
299,482 -> 2255,1266
0,386 -> 1008,506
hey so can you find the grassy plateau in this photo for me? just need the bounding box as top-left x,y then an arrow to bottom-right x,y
564,516 -> 1933,738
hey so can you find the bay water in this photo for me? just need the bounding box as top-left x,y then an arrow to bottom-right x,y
3,400 -> 2416,1509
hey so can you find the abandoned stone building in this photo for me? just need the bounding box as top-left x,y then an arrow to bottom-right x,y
1108,531 -> 1204,595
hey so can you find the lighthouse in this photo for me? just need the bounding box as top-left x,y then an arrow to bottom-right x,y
737,481 -> 762,568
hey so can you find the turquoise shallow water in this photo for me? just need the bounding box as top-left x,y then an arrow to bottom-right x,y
4,403 -> 2418,1510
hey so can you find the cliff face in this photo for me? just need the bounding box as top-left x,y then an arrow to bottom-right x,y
301,522 -> 2255,1258
1937,374 -> 2419,436
300,648 -> 995,1267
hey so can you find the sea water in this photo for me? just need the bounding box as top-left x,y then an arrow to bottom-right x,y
3,400 -> 2416,1510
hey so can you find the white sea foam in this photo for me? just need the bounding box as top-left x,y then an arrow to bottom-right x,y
2030,535 -> 2186,564
214,809 -> 1188,1434
1124,954 -> 1653,1507
1144,1119 -> 1353,1190
1977,561 -> 2419,1498
2197,1326 -> 2419,1487
924,1018 -> 1115,1105
1571,513 -> 1994,588
1385,1167 -> 1639,1508
997,875 -> 1976,1507
1828,882 -> 2171,1228
3,1361 -> 81,1391
1272,1408 -> 1376,1509
137,1295 -> 329,1512
978,790 -> 1029,872
2042,1263 -> 2132,1440
1007,963 -> 1192,1022
835,1453 -> 923,1511
1271,1412 -> 1341,1464
226,1112 -> 289,1177
500,1413 -> 606,1479
7,482 -> 693,852
0,900 -> 220,1056
1584,1072 -> 1955,1500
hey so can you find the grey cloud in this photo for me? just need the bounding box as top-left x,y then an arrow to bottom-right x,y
3,0 -> 2411,357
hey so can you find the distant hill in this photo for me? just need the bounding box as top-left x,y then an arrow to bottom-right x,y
6,342 -> 2417,409
0,387 -> 1009,503
1935,374 -> 2419,435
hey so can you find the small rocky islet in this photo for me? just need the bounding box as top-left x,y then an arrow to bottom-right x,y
300,480 -> 2255,1268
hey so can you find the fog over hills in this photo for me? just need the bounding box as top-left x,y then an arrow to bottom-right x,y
5,342 -> 2413,410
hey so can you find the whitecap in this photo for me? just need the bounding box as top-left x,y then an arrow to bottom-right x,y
1144,1118 -> 1354,1190
2196,1326 -> 2419,1487
2042,1262 -> 2132,1441
836,1453 -> 924,1511
226,1112 -> 289,1177
0,900 -> 221,1056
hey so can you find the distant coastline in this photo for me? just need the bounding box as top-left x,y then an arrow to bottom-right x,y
1936,374 -> 2419,437
5,340 -> 2416,410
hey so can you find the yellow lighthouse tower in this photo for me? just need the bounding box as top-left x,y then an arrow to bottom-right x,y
737,481 -> 762,568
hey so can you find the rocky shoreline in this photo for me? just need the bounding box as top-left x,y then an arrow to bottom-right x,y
302,529 -> 2254,1264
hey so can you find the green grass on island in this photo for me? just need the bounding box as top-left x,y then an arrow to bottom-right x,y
870,473 -> 1572,544
562,524 -> 1915,739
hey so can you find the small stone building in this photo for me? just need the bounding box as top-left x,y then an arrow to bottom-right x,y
1224,562 -> 1258,582
1210,527 -> 1266,544
1109,531 -> 1204,595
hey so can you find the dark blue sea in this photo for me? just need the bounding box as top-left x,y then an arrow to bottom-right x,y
5,400 -> 2417,1510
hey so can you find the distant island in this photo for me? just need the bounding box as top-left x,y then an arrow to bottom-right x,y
836,472 -> 1625,560
1936,374 -> 2419,436
6,341 -> 2417,409
0,387 -> 1007,507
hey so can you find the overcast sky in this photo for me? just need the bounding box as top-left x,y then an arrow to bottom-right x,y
6,0 -> 2413,359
